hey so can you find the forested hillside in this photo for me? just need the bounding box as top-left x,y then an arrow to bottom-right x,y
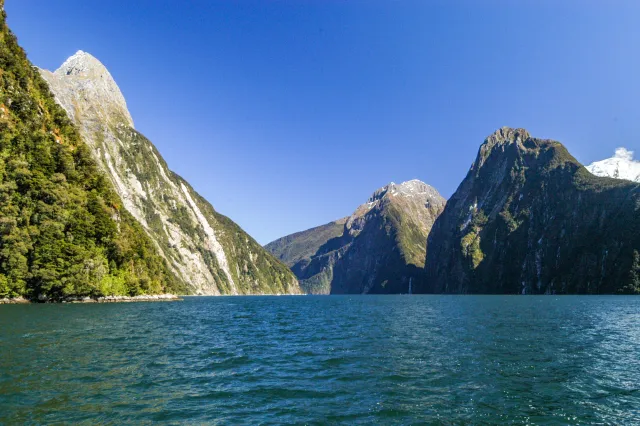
0,3 -> 185,299
424,127 -> 640,294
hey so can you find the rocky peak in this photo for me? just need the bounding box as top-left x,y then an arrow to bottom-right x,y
367,179 -> 440,203
474,127 -> 530,168
40,51 -> 133,128
347,179 -> 445,235
57,50 -> 103,76
424,128 -> 640,295
266,178 -> 446,294
486,127 -> 531,145
391,179 -> 442,198
586,147 -> 640,182
39,51 -> 300,296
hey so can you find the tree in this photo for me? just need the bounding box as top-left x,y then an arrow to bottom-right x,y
619,250 -> 640,295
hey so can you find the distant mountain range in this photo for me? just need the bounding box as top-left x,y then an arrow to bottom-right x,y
1,2 -> 637,299
266,180 -> 446,294
270,129 -> 639,295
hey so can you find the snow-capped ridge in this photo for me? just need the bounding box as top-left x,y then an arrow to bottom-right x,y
586,147 -> 640,182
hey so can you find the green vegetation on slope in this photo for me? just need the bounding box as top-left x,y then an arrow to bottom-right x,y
265,219 -> 347,267
424,128 -> 640,295
265,219 -> 347,294
39,50 -> 299,295
110,124 -> 299,295
184,179 -> 301,295
267,181 -> 446,294
0,6 -> 184,299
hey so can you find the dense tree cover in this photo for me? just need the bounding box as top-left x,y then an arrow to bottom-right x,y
621,250 -> 640,294
425,128 -> 640,295
0,5 -> 184,299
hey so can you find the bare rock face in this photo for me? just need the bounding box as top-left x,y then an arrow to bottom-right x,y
423,127 -> 640,295
40,52 -> 299,295
266,180 -> 446,294
40,51 -> 133,128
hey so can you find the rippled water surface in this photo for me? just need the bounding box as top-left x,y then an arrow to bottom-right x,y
1,296 -> 639,424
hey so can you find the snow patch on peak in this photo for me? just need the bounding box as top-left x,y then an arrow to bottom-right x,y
366,179 -> 441,204
586,147 -> 640,182
398,179 -> 428,191
395,179 -> 440,198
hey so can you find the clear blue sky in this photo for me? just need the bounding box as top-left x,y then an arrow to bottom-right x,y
6,1 -> 640,244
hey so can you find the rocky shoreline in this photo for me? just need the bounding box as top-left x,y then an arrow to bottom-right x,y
0,294 -> 182,304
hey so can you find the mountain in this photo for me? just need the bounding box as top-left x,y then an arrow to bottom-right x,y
0,5 -> 185,299
266,218 -> 348,271
266,180 -> 446,294
423,127 -> 640,295
38,51 -> 299,295
586,148 -> 640,182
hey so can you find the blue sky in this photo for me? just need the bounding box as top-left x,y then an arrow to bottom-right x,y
6,1 -> 640,244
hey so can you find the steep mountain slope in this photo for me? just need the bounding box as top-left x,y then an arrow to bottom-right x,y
586,148 -> 640,182
423,127 -> 640,295
0,5 -> 184,299
267,180 -> 446,294
265,218 -> 347,269
40,51 -> 299,295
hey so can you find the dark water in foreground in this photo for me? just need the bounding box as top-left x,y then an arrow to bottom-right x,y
1,296 -> 639,425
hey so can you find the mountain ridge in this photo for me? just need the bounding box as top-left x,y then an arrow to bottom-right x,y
423,127 -> 640,294
266,179 -> 446,294
586,147 -> 640,182
39,50 -> 300,295
0,7 -> 185,299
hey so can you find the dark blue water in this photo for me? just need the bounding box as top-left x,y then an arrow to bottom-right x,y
1,296 -> 639,424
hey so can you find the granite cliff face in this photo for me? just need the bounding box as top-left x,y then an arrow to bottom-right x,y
267,180 -> 446,294
423,127 -> 640,294
40,52 -> 299,295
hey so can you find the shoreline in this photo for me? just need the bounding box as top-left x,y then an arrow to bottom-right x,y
185,293 -> 307,297
0,294 -> 182,304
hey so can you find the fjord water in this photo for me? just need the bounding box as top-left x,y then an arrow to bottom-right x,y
1,296 -> 638,424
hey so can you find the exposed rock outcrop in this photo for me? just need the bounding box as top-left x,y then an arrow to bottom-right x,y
0,6 -> 188,300
40,52 -> 299,295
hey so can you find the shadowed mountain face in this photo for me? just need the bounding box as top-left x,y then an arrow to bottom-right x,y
266,180 -> 446,294
39,51 -> 299,295
423,127 -> 640,295
266,218 -> 348,273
